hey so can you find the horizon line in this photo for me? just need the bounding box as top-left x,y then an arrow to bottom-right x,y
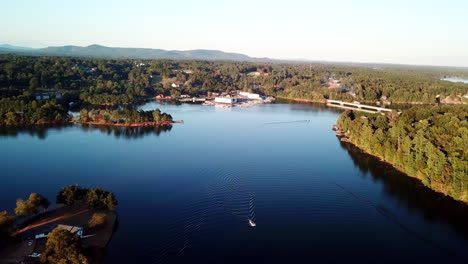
2,43 -> 468,69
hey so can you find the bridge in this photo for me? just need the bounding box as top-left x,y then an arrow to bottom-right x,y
326,100 -> 393,114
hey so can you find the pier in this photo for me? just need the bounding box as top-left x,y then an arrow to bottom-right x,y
326,100 -> 392,113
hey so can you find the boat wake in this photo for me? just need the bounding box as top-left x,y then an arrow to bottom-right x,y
151,168 -> 257,263
206,169 -> 257,226
263,120 -> 310,126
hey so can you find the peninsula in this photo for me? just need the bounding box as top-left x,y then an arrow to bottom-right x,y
335,105 -> 468,203
0,186 -> 119,264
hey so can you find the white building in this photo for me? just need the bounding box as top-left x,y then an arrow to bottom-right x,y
247,93 -> 260,99
238,92 -> 261,99
215,97 -> 238,104
171,83 -> 180,88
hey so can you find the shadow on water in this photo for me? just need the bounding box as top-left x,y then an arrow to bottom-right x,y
79,124 -> 173,139
262,120 -> 310,126
338,140 -> 468,239
0,125 -> 72,140
0,124 -> 173,140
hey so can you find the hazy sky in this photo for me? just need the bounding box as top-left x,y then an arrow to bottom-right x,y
2,0 -> 468,66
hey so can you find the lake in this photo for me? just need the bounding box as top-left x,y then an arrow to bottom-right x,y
1,101 -> 467,263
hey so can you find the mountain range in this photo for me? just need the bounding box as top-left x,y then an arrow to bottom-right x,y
0,44 -> 265,61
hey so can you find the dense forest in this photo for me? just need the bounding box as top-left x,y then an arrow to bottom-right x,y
336,105 -> 468,203
78,108 -> 172,125
0,54 -> 467,126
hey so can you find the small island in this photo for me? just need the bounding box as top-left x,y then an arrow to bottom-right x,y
0,186 -> 119,264
74,108 -> 183,127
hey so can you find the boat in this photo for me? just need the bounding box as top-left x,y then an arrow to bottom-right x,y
248,219 -> 256,227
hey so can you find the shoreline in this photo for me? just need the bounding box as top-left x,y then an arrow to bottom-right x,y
333,124 -> 468,205
74,120 -> 184,127
1,202 -> 118,263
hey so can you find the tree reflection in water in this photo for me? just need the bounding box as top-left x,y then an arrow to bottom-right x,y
0,124 -> 172,140
339,140 -> 468,240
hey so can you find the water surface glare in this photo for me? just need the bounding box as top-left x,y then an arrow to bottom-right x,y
1,102 -> 467,263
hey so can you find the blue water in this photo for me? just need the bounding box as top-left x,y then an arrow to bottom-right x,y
1,101 -> 467,263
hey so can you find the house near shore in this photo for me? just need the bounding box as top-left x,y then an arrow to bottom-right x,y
239,91 -> 261,100
247,93 -> 260,99
215,97 -> 238,104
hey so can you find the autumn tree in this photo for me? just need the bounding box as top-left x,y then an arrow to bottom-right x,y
57,185 -> 86,207
14,193 -> 50,216
0,211 -> 14,232
41,228 -> 90,264
88,213 -> 107,228
85,188 -> 118,210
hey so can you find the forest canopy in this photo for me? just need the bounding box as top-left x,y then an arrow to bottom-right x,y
0,54 -> 467,126
336,105 -> 468,203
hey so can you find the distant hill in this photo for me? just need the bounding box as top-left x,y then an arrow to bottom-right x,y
0,44 -> 35,51
0,44 -> 264,61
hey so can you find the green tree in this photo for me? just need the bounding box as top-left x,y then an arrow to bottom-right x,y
0,211 -> 14,231
85,188 -> 118,210
336,105 -> 468,203
85,188 -> 104,208
28,193 -> 50,211
5,112 -> 17,126
57,186 -> 85,207
29,77 -> 39,90
104,193 -> 118,211
152,109 -> 161,123
14,193 -> 50,216
15,199 -> 34,217
111,110 -> 120,123
41,228 -> 90,264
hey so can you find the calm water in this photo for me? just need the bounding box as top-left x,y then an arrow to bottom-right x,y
1,101 -> 467,263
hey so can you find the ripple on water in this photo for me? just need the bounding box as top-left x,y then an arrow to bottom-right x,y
148,162 -> 394,262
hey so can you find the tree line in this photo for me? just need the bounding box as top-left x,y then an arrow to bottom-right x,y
57,185 -> 118,210
79,108 -> 172,124
0,186 -> 118,239
1,54 -> 467,126
336,105 -> 468,203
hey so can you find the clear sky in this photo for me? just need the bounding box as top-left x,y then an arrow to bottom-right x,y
2,0 -> 468,67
